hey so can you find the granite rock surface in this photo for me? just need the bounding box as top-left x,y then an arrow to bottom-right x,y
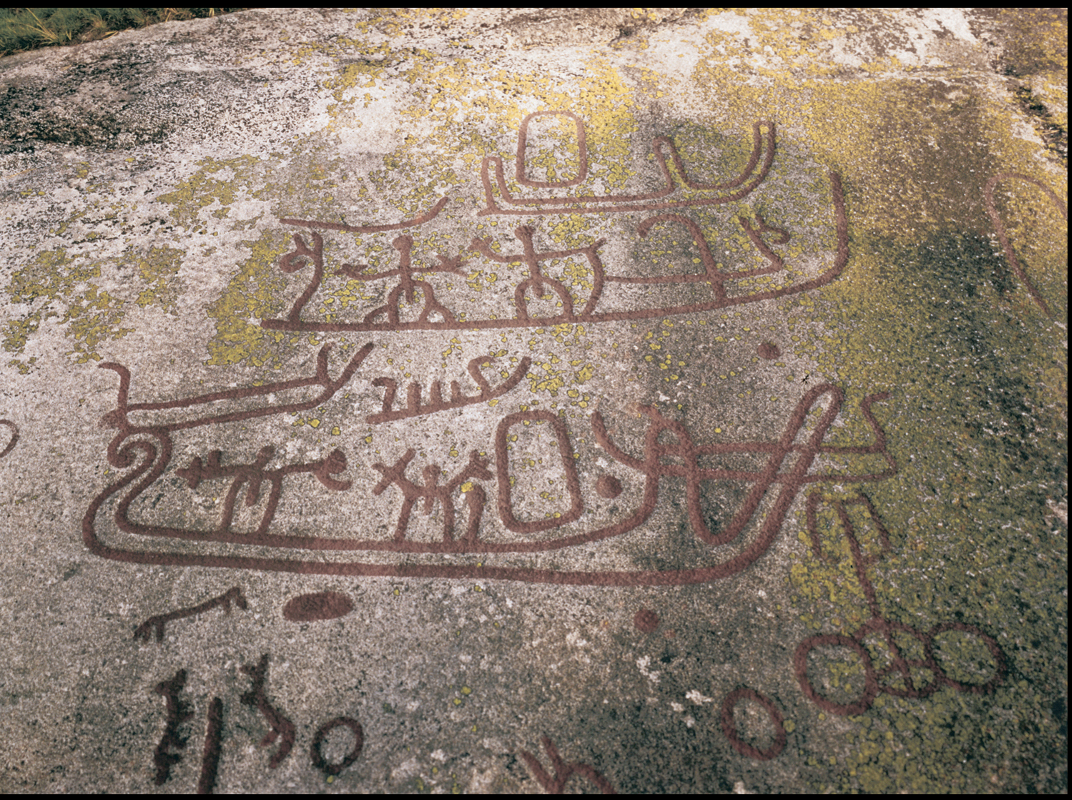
0,8 -> 1067,793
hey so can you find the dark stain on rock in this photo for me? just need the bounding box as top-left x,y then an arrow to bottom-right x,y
283,591 -> 354,622
1013,85 -> 1067,163
634,608 -> 659,632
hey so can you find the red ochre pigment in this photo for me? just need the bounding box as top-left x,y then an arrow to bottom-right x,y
310,717 -> 364,777
720,687 -> 787,761
84,362 -> 896,585
794,493 -> 1006,716
0,419 -> 17,459
595,474 -> 622,499
261,114 -> 850,335
80,109 -> 890,589
520,736 -> 616,794
633,609 -> 660,633
984,171 -> 1067,318
135,587 -> 248,643
757,342 -> 781,359
283,591 -> 354,622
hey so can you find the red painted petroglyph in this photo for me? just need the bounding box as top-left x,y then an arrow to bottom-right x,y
84,354 -> 895,584
757,342 -> 780,360
82,111 -> 877,586
633,608 -> 659,633
98,341 -> 372,433
351,236 -> 466,328
258,112 -> 845,335
596,474 -> 622,499
515,111 -> 589,189
197,697 -> 224,794
579,386 -> 895,562
310,717 -> 364,777
606,211 -> 789,301
282,591 -> 354,622
519,736 -> 616,794
719,687 -> 787,761
82,344 -> 369,557
372,448 -> 493,545
367,355 -> 531,424
0,419 -> 16,459
495,410 -> 584,534
470,225 -> 607,322
794,493 -> 1006,716
984,172 -> 1068,317
482,115 -> 774,216
135,586 -> 248,643
174,446 -> 353,538
279,195 -> 449,234
148,659 -> 365,789
260,172 -> 846,333
241,654 -> 296,769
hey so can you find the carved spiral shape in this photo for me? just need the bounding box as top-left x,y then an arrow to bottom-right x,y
107,430 -> 165,472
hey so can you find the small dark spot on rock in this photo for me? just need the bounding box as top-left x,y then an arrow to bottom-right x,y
634,608 -> 659,633
596,473 -> 622,499
758,342 -> 781,360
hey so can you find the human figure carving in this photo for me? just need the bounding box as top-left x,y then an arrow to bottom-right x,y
260,173 -> 847,333
469,225 -> 607,321
152,669 -> 193,785
354,235 -> 461,327
240,654 -> 295,769
84,368 -> 900,584
372,449 -> 492,544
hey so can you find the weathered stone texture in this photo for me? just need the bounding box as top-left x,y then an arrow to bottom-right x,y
0,8 -> 1066,793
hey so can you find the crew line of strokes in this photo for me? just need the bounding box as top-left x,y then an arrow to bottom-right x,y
264,115 -> 850,334
83,344 -> 897,585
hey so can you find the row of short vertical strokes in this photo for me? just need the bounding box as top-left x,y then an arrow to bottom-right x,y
84,371 -> 896,585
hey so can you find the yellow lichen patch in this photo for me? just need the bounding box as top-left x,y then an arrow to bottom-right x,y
204,230 -> 291,368
549,214 -> 591,246
993,8 -> 1068,78
322,278 -> 378,312
679,22 -> 1066,792
3,243 -> 189,366
571,59 -> 641,190
133,246 -> 184,314
62,285 -> 133,363
156,155 -> 261,228
517,324 -> 596,404
4,248 -> 78,363
529,359 -> 566,396
323,42 -> 397,102
573,362 -> 594,383
323,39 -> 644,221
637,321 -> 696,386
